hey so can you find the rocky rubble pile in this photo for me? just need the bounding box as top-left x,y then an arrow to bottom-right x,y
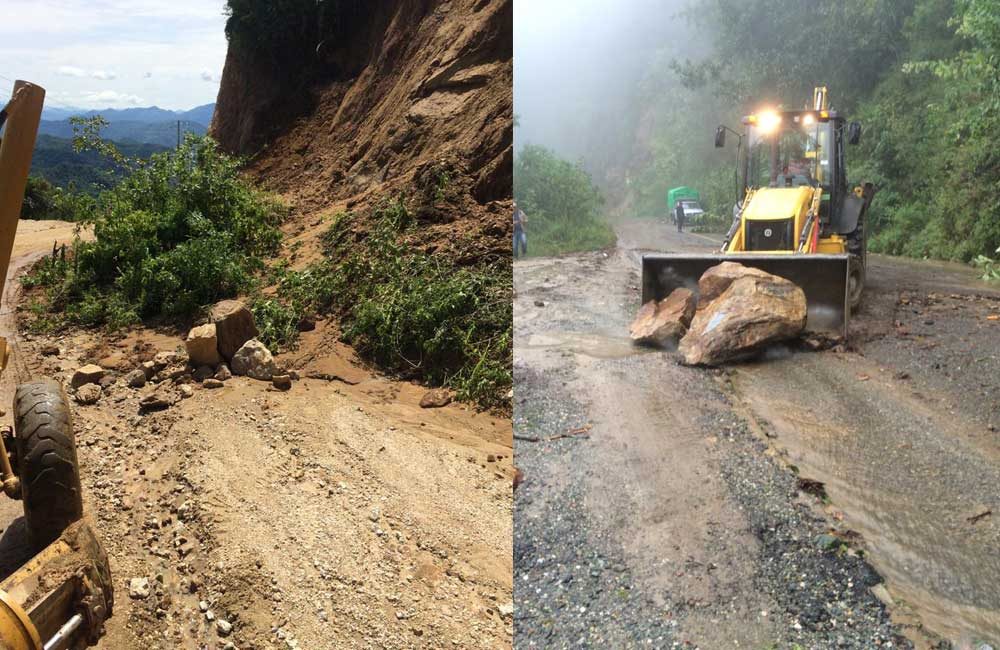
66,300 -> 296,408
630,262 -> 807,365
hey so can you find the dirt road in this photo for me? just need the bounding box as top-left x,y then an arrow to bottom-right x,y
0,221 -> 513,649
514,218 -> 1000,649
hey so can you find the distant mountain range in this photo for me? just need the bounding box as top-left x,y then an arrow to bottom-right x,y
42,103 -> 215,125
38,103 -> 215,148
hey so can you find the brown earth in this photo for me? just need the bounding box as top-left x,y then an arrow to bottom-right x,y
211,0 -> 512,271
0,222 -> 513,649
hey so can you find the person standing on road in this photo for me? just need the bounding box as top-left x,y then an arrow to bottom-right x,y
675,200 -> 686,233
513,202 -> 527,258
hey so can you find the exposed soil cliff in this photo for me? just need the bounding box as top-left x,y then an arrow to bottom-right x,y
212,0 -> 512,262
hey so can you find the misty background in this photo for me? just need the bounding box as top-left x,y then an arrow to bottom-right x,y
513,0 -> 1000,263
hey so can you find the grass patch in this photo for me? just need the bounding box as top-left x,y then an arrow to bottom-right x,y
252,199 -> 512,409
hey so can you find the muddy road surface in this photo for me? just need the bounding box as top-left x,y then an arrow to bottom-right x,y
514,217 -> 1000,649
0,221 -> 513,649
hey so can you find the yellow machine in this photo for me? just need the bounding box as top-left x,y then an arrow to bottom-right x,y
0,81 -> 112,649
642,87 -> 875,334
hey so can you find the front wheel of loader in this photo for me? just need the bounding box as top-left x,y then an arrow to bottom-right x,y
848,261 -> 865,311
14,379 -> 83,549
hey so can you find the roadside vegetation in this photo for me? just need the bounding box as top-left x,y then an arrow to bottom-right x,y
22,121 -> 510,408
23,127 -> 283,329
513,145 -> 615,256
252,200 -> 512,410
631,0 -> 1000,263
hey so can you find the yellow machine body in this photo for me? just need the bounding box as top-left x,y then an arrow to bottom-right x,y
642,86 -> 873,336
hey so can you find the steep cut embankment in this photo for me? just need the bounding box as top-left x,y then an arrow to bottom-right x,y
211,0 -> 512,263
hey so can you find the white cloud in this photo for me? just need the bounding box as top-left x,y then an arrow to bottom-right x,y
56,65 -> 86,77
199,69 -> 217,82
78,90 -> 145,107
90,70 -> 117,80
143,71 -> 153,79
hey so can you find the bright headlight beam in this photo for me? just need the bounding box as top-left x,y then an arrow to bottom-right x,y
802,113 -> 816,126
758,110 -> 782,134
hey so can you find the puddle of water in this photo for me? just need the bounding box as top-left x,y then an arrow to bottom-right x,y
522,331 -> 654,359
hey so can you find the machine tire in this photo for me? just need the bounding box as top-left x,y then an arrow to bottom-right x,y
848,261 -> 865,310
14,379 -> 83,549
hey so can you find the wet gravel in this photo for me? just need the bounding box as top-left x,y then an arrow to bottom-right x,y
712,411 -> 906,648
514,364 -> 677,648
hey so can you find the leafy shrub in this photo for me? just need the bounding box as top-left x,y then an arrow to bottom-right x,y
21,176 -> 96,221
24,133 -> 283,329
253,199 -> 512,409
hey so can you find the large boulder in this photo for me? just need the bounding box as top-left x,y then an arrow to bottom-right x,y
185,324 -> 222,367
679,265 -> 806,366
210,300 -> 259,361
697,261 -> 778,306
629,288 -> 695,346
231,339 -> 277,381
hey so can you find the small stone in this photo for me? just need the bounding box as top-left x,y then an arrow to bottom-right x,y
419,389 -> 452,409
126,368 -> 147,388
203,378 -> 225,389
815,533 -> 840,551
498,602 -> 514,618
178,384 -> 195,399
215,364 -> 232,381
71,364 -> 105,389
272,374 -> 292,391
139,391 -> 174,412
186,323 -> 222,367
216,619 -> 233,636
199,600 -> 209,612
231,339 -> 276,380
74,383 -> 102,405
369,507 -> 380,522
129,577 -> 150,599
140,361 -> 157,379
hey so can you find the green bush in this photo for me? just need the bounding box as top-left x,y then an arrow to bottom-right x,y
514,145 -> 616,256
24,134 -> 283,329
252,200 -> 512,409
21,176 -> 96,221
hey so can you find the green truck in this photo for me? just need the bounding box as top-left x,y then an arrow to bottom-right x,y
667,186 -> 704,224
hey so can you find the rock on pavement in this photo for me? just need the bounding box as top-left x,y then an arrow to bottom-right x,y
629,288 -> 695,346
697,261 -> 778,305
186,323 -> 222,366
679,264 -> 807,366
231,339 -> 276,380
211,300 -> 259,361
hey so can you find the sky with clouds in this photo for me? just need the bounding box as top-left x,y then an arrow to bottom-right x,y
0,1 -> 229,110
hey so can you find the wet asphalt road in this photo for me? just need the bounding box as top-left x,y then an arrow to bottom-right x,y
514,218 -> 1000,649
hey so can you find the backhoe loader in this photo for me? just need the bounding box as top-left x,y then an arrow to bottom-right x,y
0,81 -> 112,649
641,87 -> 875,335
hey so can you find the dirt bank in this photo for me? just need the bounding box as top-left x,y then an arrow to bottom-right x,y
514,216 -> 1000,649
0,222 -> 513,649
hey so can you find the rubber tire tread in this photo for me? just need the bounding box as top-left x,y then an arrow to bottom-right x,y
14,379 -> 83,548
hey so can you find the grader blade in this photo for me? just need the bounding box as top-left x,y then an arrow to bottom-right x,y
640,253 -> 852,336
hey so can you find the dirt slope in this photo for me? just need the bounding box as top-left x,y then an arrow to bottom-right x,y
212,0 -> 512,265
514,219 -> 1000,649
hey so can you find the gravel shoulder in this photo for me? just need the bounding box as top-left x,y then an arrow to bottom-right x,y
514,217 -> 1000,649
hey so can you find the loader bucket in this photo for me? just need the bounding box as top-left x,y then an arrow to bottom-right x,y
640,253 -> 852,336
